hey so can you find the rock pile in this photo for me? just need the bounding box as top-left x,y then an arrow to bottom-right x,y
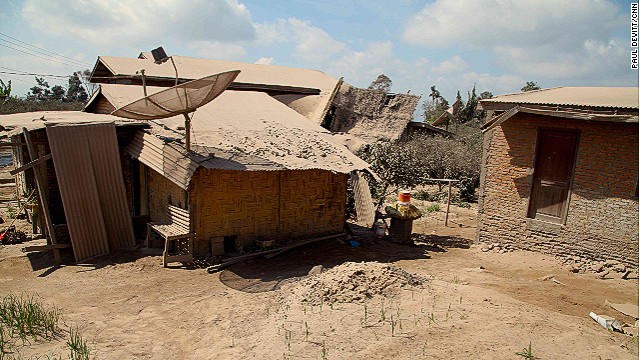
284,261 -> 428,305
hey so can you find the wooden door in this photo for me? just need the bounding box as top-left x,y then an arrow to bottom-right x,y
528,129 -> 579,223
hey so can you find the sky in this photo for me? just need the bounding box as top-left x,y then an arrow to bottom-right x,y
0,0 -> 638,114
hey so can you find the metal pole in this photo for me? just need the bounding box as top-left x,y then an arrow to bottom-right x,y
445,180 -> 452,226
183,113 -> 191,152
170,57 -> 179,86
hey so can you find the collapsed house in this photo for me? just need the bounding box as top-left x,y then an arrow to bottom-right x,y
1,52 -> 392,265
90,53 -> 420,151
477,87 -> 639,268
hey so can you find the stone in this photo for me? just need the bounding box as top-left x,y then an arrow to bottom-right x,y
481,247 -> 490,252
613,264 -> 627,273
604,260 -> 619,268
308,265 -> 324,276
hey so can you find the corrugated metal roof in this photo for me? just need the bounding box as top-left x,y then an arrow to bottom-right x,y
102,84 -> 370,178
93,55 -> 341,124
95,55 -> 339,93
0,111 -> 144,136
47,123 -> 135,262
480,87 -> 639,109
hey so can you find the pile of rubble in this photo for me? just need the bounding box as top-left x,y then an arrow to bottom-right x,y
283,261 -> 429,305
561,257 -> 635,278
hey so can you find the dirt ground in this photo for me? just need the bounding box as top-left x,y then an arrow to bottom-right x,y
0,174 -> 638,359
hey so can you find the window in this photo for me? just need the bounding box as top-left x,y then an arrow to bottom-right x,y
528,128 -> 579,224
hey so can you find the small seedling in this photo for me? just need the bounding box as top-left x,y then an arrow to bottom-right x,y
320,341 -> 328,360
515,341 -> 535,360
66,327 -> 92,360
304,321 -> 310,341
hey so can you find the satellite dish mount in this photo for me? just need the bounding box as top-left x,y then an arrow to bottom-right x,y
111,70 -> 241,153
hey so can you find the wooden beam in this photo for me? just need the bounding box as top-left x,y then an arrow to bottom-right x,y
9,154 -> 52,175
0,142 -> 26,147
22,128 -> 61,264
22,243 -> 71,252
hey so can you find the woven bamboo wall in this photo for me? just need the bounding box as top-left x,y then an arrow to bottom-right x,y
190,169 -> 347,256
278,170 -> 346,239
147,165 -> 187,224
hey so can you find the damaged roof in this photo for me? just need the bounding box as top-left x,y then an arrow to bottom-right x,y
480,87 -> 639,109
91,55 -> 342,124
0,111 -> 144,135
87,83 -> 370,188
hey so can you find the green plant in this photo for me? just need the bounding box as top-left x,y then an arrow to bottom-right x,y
304,321 -> 310,342
67,328 -> 92,360
426,203 -> 440,213
320,341 -> 328,360
0,293 -> 62,342
515,341 -> 535,359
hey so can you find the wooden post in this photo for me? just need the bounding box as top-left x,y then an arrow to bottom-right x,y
445,180 -> 452,227
22,128 -> 61,264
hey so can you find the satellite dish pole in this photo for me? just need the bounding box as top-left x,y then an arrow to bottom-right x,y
111,70 -> 241,154
151,47 -> 187,148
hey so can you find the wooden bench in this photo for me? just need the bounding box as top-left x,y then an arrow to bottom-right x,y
146,204 -> 194,267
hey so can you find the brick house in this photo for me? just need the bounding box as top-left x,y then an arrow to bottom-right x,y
477,87 -> 639,268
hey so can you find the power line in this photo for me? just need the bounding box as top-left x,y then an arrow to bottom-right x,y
0,71 -> 70,79
0,66 -> 71,78
0,32 -> 92,67
0,42 -> 86,69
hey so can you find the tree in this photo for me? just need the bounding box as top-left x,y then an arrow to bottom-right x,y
76,69 -> 97,97
368,74 -> 392,93
521,81 -> 541,92
421,85 -> 449,123
67,72 -> 89,102
0,79 -> 11,100
27,77 -> 52,100
479,91 -> 493,99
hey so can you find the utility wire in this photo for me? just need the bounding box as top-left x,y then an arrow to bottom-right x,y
0,42 -> 89,69
0,66 -> 71,78
0,32 -> 92,67
0,71 -> 70,79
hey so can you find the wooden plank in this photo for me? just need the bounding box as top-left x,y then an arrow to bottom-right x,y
22,128 -> 61,265
9,154 -> 52,175
0,142 -> 26,147
22,243 -> 71,252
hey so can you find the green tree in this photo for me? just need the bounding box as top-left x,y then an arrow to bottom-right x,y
421,85 -> 449,123
479,91 -> 493,99
67,72 -> 89,102
368,74 -> 392,93
27,77 -> 52,100
0,79 -> 11,100
51,85 -> 66,100
521,81 -> 541,92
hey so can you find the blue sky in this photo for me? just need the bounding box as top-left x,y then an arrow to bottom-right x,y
0,0 -> 638,113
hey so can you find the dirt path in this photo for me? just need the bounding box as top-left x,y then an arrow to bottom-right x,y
0,198 -> 637,359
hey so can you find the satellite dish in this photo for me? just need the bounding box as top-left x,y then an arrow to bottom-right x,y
111,70 -> 240,152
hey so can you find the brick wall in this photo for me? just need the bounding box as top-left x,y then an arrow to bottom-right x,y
477,113 -> 639,268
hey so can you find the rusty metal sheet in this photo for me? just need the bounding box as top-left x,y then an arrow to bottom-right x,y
47,123 -> 135,262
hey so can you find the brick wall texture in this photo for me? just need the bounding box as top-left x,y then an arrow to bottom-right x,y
477,113 -> 639,268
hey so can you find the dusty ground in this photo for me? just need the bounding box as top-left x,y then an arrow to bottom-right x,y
0,176 -> 637,359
